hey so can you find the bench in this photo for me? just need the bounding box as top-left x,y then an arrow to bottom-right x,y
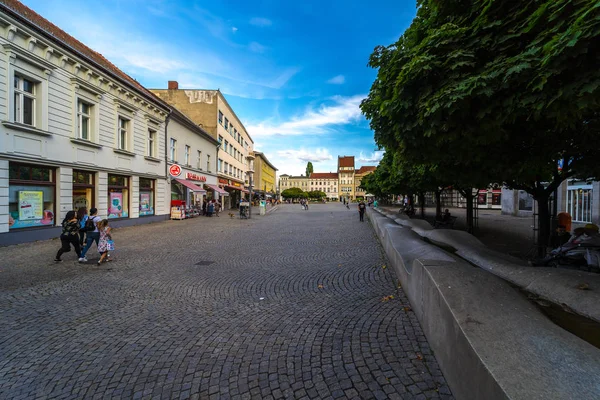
434,216 -> 457,229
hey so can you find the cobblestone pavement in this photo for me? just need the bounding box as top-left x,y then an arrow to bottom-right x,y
0,204 -> 453,399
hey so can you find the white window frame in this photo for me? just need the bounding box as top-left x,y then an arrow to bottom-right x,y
566,183 -> 593,223
170,138 -> 177,162
197,150 -> 202,169
4,44 -> 52,134
117,116 -> 130,151
13,75 -> 36,126
147,129 -> 156,157
77,99 -> 92,140
185,145 -> 190,166
206,154 -> 211,172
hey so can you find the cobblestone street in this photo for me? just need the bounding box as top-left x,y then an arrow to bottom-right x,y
0,204 -> 452,399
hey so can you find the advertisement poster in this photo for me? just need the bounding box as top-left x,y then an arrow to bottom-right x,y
109,192 -> 123,217
139,193 -> 153,216
18,191 -> 43,220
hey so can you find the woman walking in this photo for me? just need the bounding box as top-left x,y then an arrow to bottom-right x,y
96,219 -> 113,265
54,210 -> 82,262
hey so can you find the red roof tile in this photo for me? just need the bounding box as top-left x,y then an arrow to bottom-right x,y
338,156 -> 355,168
356,166 -> 376,174
310,173 -> 338,179
0,0 -> 166,108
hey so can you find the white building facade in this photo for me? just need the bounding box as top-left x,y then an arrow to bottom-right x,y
0,2 -> 170,245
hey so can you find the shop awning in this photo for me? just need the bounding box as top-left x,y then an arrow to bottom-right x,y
205,184 -> 229,196
225,185 -> 247,192
174,178 -> 206,193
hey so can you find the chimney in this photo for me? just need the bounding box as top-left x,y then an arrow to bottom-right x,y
168,81 -> 179,90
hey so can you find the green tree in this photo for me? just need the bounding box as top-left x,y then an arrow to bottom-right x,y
361,0 -> 600,250
306,162 -> 314,177
281,188 -> 304,199
308,190 -> 326,199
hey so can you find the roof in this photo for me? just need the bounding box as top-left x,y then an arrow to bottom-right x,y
356,166 -> 377,175
310,172 -> 338,179
253,151 -> 278,171
0,0 -> 168,111
338,156 -> 355,168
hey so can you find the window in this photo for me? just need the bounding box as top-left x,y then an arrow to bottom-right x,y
118,117 -> 130,150
185,145 -> 190,166
170,138 -> 177,162
8,163 -> 55,230
218,159 -> 223,172
77,100 -> 91,140
229,144 -> 233,155
207,154 -> 211,172
219,135 -> 223,146
224,118 -> 229,130
14,75 -> 36,126
224,162 -> 229,175
147,129 -> 156,157
139,178 -> 155,216
108,174 -> 129,219
73,170 -> 94,211
197,151 -> 202,169
224,140 -> 229,153
218,110 -> 223,125
567,183 -> 593,223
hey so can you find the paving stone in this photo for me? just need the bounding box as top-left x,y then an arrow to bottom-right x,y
0,204 -> 452,399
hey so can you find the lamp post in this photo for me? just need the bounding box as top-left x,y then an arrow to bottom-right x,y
249,175 -> 253,219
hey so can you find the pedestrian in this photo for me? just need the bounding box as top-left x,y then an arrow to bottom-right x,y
96,219 -> 113,265
54,210 -> 82,262
207,200 -> 214,217
79,207 -> 102,262
202,201 -> 207,216
215,200 -> 221,217
358,199 -> 366,222
76,207 -> 88,247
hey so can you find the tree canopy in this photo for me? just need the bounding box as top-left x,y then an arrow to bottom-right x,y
306,162 -> 314,177
281,188 -> 304,199
360,0 -> 600,246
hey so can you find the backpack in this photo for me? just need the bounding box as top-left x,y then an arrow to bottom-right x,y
82,216 -> 96,232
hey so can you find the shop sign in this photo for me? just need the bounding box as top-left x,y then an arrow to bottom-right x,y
218,178 -> 229,184
169,164 -> 182,177
186,172 -> 207,182
18,191 -> 43,220
231,182 -> 241,187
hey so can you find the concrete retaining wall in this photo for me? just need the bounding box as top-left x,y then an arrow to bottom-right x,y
368,208 -> 600,400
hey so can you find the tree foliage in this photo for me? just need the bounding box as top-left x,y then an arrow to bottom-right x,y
361,0 -> 600,247
307,190 -> 326,199
306,162 -> 314,177
281,188 -> 304,199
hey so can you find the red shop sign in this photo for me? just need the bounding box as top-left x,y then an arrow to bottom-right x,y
186,172 -> 207,182
218,178 -> 229,184
169,164 -> 182,177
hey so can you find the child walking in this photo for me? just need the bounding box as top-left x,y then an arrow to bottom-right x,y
96,219 -> 113,265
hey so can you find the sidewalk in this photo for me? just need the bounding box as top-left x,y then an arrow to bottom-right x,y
380,206 -> 537,260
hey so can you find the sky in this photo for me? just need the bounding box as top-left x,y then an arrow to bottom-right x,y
22,0 -> 417,176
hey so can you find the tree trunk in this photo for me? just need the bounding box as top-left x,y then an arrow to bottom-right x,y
418,192 -> 425,218
535,192 -> 552,258
458,188 -> 475,233
435,189 -> 442,218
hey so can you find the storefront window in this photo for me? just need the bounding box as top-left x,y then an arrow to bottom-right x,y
171,181 -> 185,201
73,170 -> 94,211
8,163 -> 55,230
139,178 -> 155,216
518,190 -> 533,211
108,174 -> 129,219
491,192 -> 501,206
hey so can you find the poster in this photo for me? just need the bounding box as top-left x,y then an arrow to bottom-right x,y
109,192 -> 123,217
139,192 -> 153,216
18,191 -> 43,220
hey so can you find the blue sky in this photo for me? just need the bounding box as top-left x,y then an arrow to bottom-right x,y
22,0 -> 416,176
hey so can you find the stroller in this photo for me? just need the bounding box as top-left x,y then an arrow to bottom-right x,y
543,243 -> 600,273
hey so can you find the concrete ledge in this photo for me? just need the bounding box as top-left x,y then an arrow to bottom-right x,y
374,208 -> 600,323
367,208 -> 600,400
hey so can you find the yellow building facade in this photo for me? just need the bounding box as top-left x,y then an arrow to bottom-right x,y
253,152 -> 278,197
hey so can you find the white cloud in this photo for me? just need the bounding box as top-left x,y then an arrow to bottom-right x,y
357,151 -> 385,163
277,148 -> 334,163
327,75 -> 345,84
247,94 -> 365,137
249,41 -> 267,53
250,17 -> 272,27
232,27 -> 238,33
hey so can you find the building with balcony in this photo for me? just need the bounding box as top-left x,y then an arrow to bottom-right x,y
0,0 -> 171,245
150,82 -> 253,209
